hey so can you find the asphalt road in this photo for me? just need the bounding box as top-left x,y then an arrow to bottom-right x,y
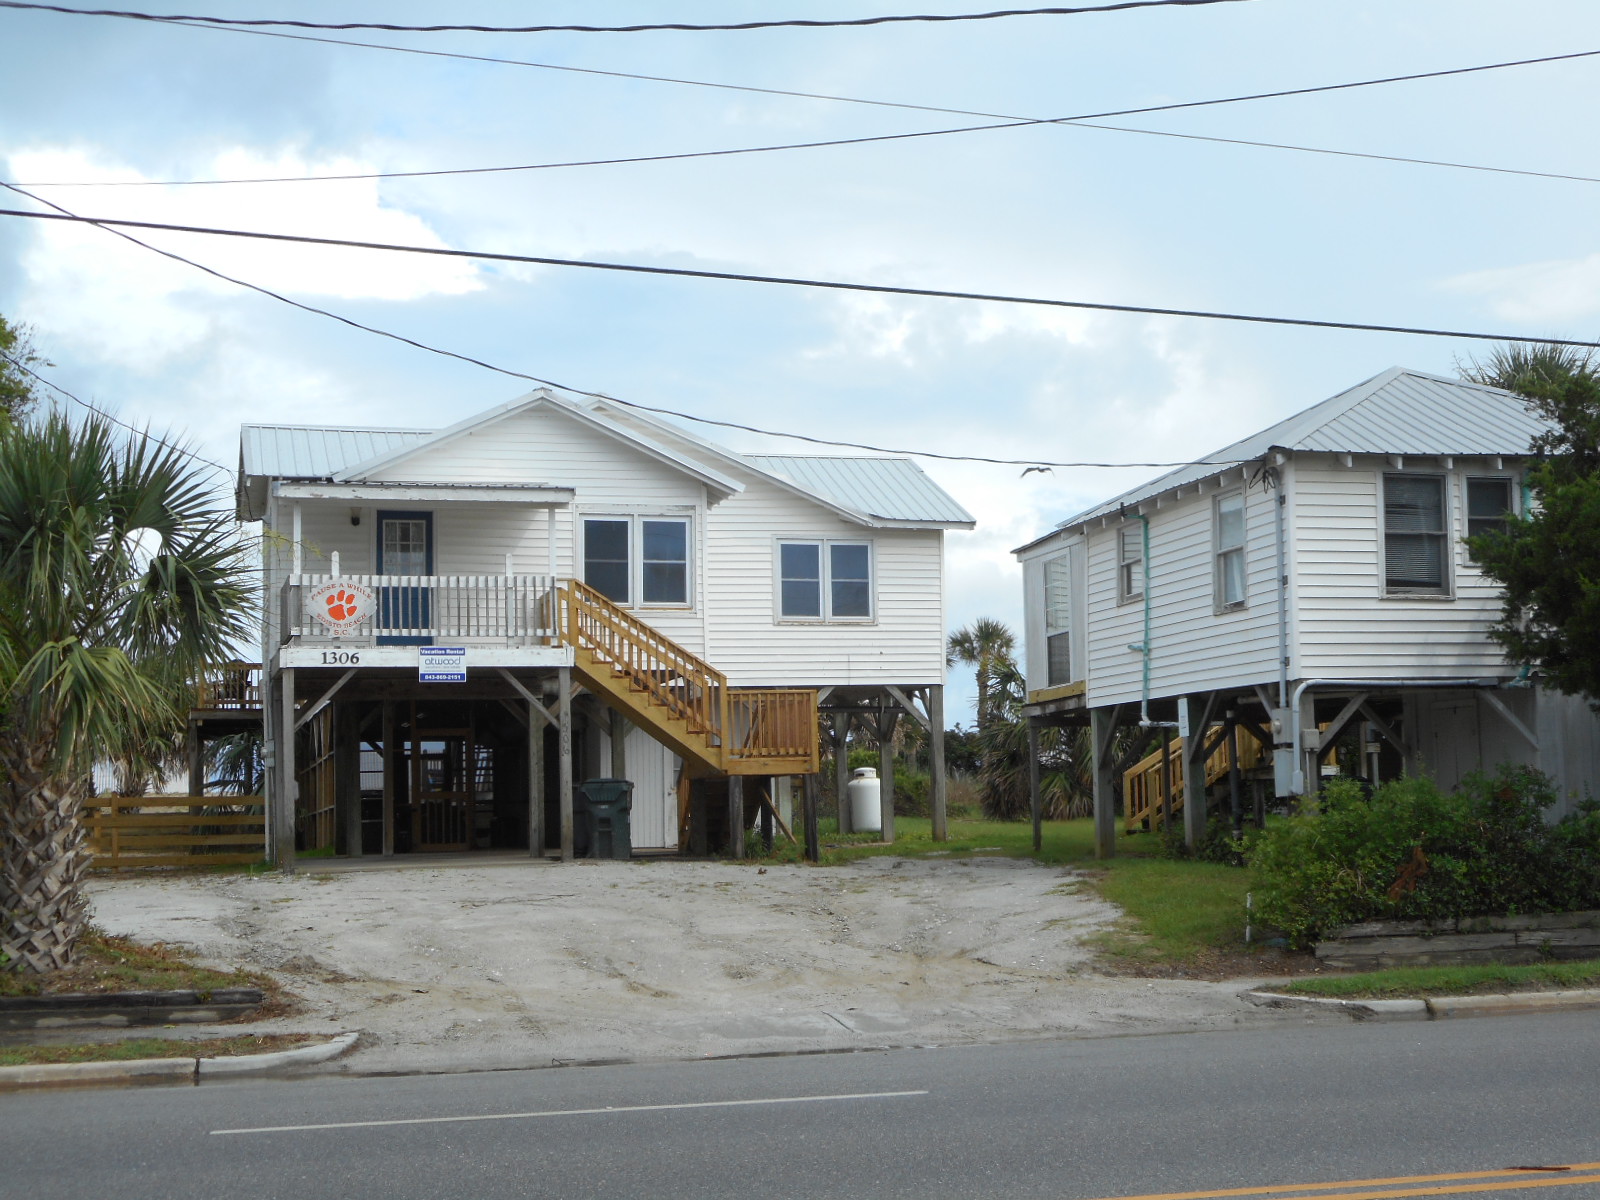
6,1012 -> 1600,1200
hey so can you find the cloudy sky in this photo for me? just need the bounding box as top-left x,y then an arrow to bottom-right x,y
3,0 -> 1598,723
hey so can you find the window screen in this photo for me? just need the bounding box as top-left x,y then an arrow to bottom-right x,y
1216,492 -> 1246,608
779,543 -> 822,617
642,519 -> 688,605
1466,478 -> 1513,542
584,518 -> 630,603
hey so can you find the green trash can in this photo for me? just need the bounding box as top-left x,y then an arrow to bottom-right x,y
578,778 -> 634,860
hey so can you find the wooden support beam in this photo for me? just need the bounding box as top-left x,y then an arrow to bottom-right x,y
1182,694 -> 1211,849
1027,719 -> 1042,853
877,707 -> 898,844
276,668 -> 297,869
558,666 -> 574,862
610,708 -> 628,779
337,701 -> 363,857
1357,702 -> 1408,758
528,697 -> 545,857
727,774 -> 745,858
833,713 -> 852,834
1315,693 -> 1371,761
496,668 -> 556,728
381,700 -> 396,857
803,772 -> 821,862
1478,689 -> 1539,750
928,685 -> 948,842
294,668 -> 357,732
884,684 -> 931,732
1091,704 -> 1121,859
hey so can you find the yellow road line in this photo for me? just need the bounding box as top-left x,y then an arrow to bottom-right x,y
1076,1164 -> 1600,1200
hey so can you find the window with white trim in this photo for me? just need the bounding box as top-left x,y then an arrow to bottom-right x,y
582,515 -> 691,607
1214,490 -> 1247,611
1043,554 -> 1072,686
1382,473 -> 1449,594
1117,523 -> 1143,603
777,539 -> 874,621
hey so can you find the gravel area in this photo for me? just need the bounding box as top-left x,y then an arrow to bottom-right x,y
86,855 -> 1322,1074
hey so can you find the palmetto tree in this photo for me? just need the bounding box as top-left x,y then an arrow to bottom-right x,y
0,412 -> 250,973
945,617 -> 1017,734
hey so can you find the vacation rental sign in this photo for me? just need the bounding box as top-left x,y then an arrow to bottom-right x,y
419,646 -> 468,683
307,581 -> 375,635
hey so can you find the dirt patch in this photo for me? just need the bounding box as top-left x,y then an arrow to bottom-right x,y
86,856 -> 1327,1073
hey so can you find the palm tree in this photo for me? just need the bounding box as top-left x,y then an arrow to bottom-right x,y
945,617 -> 1016,734
0,412 -> 250,973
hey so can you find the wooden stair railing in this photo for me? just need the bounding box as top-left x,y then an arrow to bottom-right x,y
1123,728 -> 1267,832
561,580 -> 818,775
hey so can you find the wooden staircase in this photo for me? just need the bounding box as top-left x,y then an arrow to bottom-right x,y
1123,728 -> 1267,832
561,580 -> 820,777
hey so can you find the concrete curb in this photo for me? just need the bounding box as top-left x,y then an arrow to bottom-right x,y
0,1031 -> 360,1091
1242,987 -> 1600,1022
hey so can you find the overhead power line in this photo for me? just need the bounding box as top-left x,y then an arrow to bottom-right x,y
0,0 -> 1257,33
0,188 -> 1253,471
0,347 -> 235,478
13,38 -> 1594,190
4,204 -> 1598,352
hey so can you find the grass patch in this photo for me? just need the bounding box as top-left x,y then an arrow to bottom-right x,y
1277,959 -> 1600,1000
1085,857 -> 1254,966
0,927 -> 275,1001
0,1033 -> 315,1067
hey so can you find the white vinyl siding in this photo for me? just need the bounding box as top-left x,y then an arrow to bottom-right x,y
1081,477 -> 1282,706
1295,459 -> 1511,679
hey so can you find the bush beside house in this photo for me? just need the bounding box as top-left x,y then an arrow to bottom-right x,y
1249,768 -> 1600,947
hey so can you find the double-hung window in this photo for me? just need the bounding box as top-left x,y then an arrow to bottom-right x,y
777,540 -> 873,621
1382,473 -> 1449,594
582,516 -> 691,607
1043,554 -> 1073,686
1214,491 -> 1247,611
1117,523 -> 1144,604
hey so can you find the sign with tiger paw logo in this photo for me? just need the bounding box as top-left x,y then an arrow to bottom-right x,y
307,581 -> 376,635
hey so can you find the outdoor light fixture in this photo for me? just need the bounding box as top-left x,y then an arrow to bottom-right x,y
350,508 -> 362,526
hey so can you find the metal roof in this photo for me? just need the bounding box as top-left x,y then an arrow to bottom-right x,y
1061,367 -> 1551,530
745,455 -> 975,525
241,424 -> 431,479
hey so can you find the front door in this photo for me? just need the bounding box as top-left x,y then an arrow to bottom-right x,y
409,728 -> 473,852
377,510 -> 433,645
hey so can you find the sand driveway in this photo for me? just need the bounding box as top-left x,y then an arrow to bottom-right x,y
87,855 -> 1308,1073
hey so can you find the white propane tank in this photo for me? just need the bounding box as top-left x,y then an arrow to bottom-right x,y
848,766 -> 882,833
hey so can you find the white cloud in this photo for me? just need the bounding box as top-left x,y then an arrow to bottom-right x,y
1443,253 -> 1600,325
11,147 -> 483,311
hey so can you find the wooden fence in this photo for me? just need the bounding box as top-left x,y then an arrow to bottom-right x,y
85,795 -> 267,869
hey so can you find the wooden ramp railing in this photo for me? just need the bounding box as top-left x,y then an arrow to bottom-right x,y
1123,730 -> 1266,832
86,796 -> 267,869
562,580 -> 818,775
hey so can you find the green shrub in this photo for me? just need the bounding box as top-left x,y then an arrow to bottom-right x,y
1248,767 -> 1600,947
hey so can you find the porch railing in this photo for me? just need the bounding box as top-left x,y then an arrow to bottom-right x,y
726,688 -> 819,766
563,578 -> 727,740
280,573 -> 558,645
195,661 -> 262,710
